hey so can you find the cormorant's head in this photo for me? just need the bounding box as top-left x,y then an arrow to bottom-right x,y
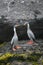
14,24 -> 19,32
24,22 -> 30,28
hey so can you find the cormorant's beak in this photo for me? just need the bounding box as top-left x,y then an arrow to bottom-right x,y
15,25 -> 19,27
24,22 -> 28,25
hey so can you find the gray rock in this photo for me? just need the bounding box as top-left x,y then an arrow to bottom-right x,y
0,22 -> 14,42
0,0 -> 43,19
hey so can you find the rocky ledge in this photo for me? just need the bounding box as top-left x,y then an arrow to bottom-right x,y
0,40 -> 43,65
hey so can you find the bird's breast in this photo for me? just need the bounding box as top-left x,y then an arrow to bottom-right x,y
14,32 -> 18,40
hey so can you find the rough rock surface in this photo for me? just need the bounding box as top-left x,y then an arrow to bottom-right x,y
0,22 -> 14,42
0,0 -> 43,19
0,40 -> 43,65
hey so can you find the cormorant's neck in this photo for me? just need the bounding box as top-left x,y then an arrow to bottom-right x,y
27,24 -> 30,30
14,27 -> 17,34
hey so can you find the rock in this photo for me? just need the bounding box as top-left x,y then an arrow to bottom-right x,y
29,18 -> 43,39
0,53 -> 3,56
0,0 -> 43,19
0,22 -> 14,42
0,18 -> 43,42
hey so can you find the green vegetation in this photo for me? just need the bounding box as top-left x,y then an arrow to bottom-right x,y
0,42 -> 7,47
41,60 -> 43,64
32,62 -> 39,65
0,42 -> 43,65
0,52 -> 42,65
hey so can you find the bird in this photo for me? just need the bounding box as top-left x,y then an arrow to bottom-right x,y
11,22 -> 36,51
24,22 -> 35,41
11,26 -> 18,49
